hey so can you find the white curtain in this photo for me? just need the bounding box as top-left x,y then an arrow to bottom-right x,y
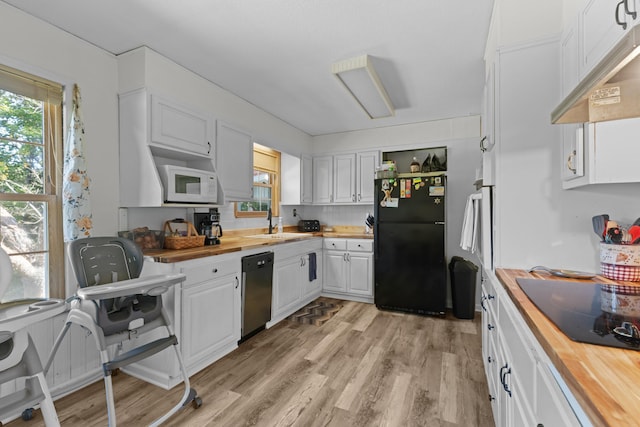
63,84 -> 93,241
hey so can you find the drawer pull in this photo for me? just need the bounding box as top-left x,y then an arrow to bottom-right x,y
487,323 -> 495,331
212,268 -> 218,273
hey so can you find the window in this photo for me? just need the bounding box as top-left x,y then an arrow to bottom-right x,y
0,64 -> 64,300
235,143 -> 280,218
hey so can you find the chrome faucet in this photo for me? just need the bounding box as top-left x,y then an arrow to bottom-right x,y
267,208 -> 273,234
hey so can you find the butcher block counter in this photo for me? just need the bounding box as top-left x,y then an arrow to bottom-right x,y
143,225 -> 372,263
496,268 -> 640,427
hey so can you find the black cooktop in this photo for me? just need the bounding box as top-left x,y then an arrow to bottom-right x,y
516,278 -> 640,351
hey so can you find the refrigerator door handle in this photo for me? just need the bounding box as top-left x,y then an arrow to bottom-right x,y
435,221 -> 445,225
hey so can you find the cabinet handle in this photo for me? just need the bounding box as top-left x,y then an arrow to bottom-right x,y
488,394 -> 495,402
500,364 -> 512,397
488,294 -> 495,300
213,268 -> 218,273
347,253 -> 351,262
357,194 -> 361,201
487,323 -> 495,331
616,1 -> 628,29
207,141 -> 212,154
343,253 -> 347,262
481,295 -> 487,312
301,257 -> 305,267
625,0 -> 637,19
480,136 -> 488,152
567,150 -> 577,174
235,276 -> 239,289
487,356 -> 493,363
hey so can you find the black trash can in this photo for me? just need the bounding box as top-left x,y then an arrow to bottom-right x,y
448,256 -> 479,319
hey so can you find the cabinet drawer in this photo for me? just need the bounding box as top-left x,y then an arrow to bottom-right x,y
347,239 -> 373,252
180,257 -> 239,286
324,238 -> 347,251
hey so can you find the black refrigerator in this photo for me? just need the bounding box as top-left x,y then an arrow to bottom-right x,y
374,174 -> 446,316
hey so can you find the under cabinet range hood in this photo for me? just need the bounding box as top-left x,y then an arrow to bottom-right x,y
552,23 -> 640,124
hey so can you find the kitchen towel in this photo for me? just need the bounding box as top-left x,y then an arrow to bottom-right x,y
308,252 -> 317,281
460,194 -> 479,252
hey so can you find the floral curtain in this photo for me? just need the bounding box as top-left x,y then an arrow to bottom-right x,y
63,84 -> 92,241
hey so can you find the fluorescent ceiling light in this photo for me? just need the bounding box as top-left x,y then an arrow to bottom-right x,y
332,55 -> 395,119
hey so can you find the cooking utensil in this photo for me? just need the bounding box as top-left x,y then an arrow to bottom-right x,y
528,266 -> 595,279
592,215 -> 608,241
629,225 -> 640,244
633,217 -> 640,227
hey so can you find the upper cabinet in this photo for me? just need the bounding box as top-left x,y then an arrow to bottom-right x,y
356,151 -> 379,204
281,153 -> 313,205
119,88 -> 220,207
313,151 -> 379,205
151,94 -> 214,156
580,0 -> 638,79
216,121 -> 253,202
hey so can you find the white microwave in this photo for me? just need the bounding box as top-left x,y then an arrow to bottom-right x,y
157,165 -> 217,204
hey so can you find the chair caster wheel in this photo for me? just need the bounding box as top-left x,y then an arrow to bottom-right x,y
193,396 -> 202,408
22,408 -> 34,421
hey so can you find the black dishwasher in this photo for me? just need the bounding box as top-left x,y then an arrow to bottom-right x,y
241,252 -> 274,342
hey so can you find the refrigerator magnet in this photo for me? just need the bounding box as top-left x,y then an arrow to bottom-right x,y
429,186 -> 445,196
400,179 -> 406,198
405,179 -> 411,198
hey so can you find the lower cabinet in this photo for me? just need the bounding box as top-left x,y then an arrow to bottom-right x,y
481,269 -> 584,427
123,253 -> 241,389
322,238 -> 373,302
270,239 -> 323,325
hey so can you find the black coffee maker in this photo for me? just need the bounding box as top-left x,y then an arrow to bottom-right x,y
194,208 -> 222,245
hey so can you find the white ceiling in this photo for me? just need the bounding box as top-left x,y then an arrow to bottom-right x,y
3,0 -> 494,136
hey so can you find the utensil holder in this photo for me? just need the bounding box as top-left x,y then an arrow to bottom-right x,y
600,243 -> 640,281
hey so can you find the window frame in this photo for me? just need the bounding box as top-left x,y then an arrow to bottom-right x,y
0,64 -> 64,299
234,143 -> 280,218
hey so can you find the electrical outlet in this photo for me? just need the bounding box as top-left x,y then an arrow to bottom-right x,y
293,208 -> 297,217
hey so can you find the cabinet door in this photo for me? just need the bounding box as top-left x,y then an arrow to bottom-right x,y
347,252 -> 373,296
313,156 -> 333,204
323,250 -> 347,292
181,274 -> 238,367
273,256 -> 303,317
333,154 -> 356,203
561,125 -> 584,183
535,361 -> 582,427
301,154 -> 313,204
581,0 -> 630,77
356,151 -> 378,203
216,121 -> 253,201
302,252 -> 323,298
151,94 -> 214,156
481,62 -> 496,185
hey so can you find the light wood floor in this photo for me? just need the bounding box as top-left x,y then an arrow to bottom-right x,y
10,299 -> 494,426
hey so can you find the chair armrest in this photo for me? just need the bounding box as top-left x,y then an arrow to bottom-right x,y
76,274 -> 186,301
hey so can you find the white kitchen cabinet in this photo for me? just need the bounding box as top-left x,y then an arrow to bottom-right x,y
270,239 -> 323,325
123,253 -> 241,389
118,88 -> 218,207
563,117 -> 640,189
322,238 -> 373,302
179,255 -> 241,375
334,154 -> 356,203
580,0 -> 638,79
481,269 -> 583,427
480,61 -> 496,186
301,154 -> 313,204
216,121 -> 253,202
281,153 -> 314,205
313,155 -> 333,204
150,93 -> 215,156
356,150 -> 379,203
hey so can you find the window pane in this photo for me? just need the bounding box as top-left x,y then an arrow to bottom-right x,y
253,170 -> 270,184
0,90 -> 45,195
1,201 -> 47,253
2,252 -> 47,301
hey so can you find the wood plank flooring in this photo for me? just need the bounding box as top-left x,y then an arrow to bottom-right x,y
8,299 -> 494,426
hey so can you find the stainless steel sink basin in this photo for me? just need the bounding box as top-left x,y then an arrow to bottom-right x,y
245,232 -> 313,239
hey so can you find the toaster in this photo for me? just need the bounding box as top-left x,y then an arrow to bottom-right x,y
298,220 -> 320,232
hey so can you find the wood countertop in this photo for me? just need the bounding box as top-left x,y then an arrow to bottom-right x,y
496,268 -> 640,427
144,228 -> 373,263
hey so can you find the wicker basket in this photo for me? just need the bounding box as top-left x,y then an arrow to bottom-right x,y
163,220 -> 205,250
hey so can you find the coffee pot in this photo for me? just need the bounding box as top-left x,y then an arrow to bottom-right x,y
194,209 -> 222,245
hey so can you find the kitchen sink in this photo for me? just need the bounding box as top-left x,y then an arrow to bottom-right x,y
245,233 -> 313,239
